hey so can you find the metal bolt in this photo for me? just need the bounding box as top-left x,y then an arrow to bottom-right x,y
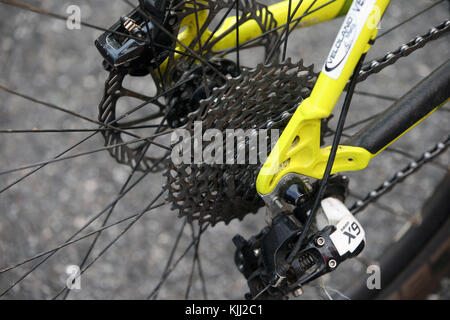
316,237 -> 325,247
293,287 -> 303,297
328,259 -> 337,269
168,16 -> 177,26
273,197 -> 283,209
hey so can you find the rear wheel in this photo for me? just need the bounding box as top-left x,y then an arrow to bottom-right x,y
0,0 -> 448,299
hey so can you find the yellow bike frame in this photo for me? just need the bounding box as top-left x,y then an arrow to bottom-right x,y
255,0 -> 389,195
175,0 -> 441,195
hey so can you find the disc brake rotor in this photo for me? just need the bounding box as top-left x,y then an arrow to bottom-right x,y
97,0 -> 281,172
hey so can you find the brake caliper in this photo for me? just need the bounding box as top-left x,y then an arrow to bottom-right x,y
95,0 -> 177,76
233,177 -> 365,299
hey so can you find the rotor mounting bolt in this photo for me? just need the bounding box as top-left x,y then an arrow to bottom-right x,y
167,16 -> 177,26
328,259 -> 337,269
316,237 -> 325,247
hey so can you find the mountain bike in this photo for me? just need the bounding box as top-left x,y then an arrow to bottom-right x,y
0,0 -> 448,299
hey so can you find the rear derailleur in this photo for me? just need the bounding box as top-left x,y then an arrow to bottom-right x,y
233,175 -> 366,299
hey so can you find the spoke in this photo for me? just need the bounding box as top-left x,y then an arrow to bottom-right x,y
52,189 -> 167,299
377,0 -> 446,40
0,0 -> 143,42
0,125 -> 168,134
202,4 -> 235,50
0,155 -> 169,296
0,84 -> 104,127
0,202 -> 167,275
0,131 -> 172,176
235,0 -> 240,72
0,70 -> 189,194
149,218 -> 188,300
282,0 -> 294,61
143,15 -> 167,93
222,0 -> 336,57
116,112 -> 165,127
185,222 -> 203,299
111,76 -> 192,126
265,0 -> 314,63
152,41 -> 198,60
2,64 -> 195,141
121,0 -> 227,82
195,237 -> 208,300
193,0 -> 210,98
147,223 -> 209,299
0,132 -> 97,194
283,0 -> 321,40
0,84 -> 143,140
62,140 -> 154,300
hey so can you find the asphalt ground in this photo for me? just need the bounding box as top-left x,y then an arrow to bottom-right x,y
0,0 -> 448,299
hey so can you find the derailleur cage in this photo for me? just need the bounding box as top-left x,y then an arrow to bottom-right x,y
233,176 -> 365,299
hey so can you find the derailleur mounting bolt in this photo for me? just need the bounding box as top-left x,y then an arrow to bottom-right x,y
293,287 -> 303,297
328,259 -> 337,269
316,237 -> 325,247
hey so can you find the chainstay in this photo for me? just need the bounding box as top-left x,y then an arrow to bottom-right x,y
346,19 -> 450,213
356,20 -> 450,83
350,134 -> 450,214
166,18 -> 449,224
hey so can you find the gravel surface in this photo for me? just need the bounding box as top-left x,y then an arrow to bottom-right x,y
0,0 -> 448,299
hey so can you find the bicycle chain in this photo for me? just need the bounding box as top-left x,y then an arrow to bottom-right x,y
347,18 -> 450,213
357,19 -> 450,83
350,135 -> 450,214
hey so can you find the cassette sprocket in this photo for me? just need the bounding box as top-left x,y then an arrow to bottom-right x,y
166,59 -> 318,225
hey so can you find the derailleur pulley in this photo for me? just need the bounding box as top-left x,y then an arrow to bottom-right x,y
234,176 -> 366,299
